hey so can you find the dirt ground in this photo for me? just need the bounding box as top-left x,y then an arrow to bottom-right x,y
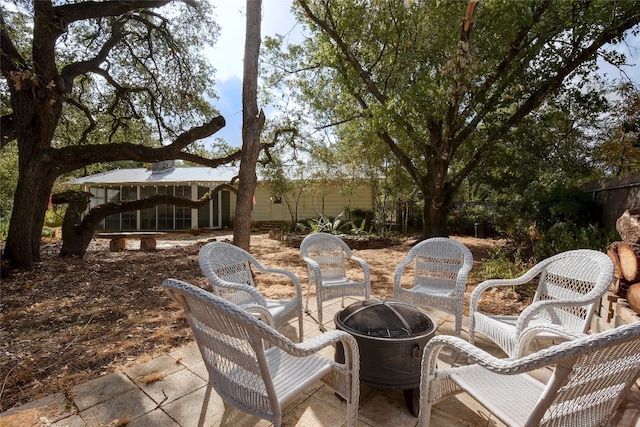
0,231 -> 525,412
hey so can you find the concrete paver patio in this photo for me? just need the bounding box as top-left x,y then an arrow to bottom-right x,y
2,297 -> 639,427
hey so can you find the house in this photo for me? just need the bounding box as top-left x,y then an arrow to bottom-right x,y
71,161 -> 375,232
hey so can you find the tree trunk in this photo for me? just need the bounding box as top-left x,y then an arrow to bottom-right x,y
233,0 -> 264,251
4,159 -> 57,269
55,191 -> 95,257
422,200 -> 450,238
618,242 -> 640,282
421,163 -> 454,238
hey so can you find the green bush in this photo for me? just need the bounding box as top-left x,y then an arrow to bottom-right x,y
0,220 -> 8,241
477,247 -> 539,299
41,226 -> 56,238
448,204 -> 497,237
531,186 -> 601,230
490,186 -> 612,260
479,247 -> 529,281
303,212 -> 350,234
532,223 -> 618,260
348,218 -> 373,236
493,202 -> 532,244
349,208 -> 374,233
350,208 -> 374,222
45,208 -> 64,227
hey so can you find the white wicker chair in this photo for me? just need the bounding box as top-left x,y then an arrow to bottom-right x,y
162,278 -> 360,427
393,238 -> 473,337
469,249 -> 614,357
300,233 -> 371,328
198,241 -> 304,341
419,322 -> 640,427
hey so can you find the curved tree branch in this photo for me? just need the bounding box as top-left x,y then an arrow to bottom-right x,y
65,98 -> 97,145
60,19 -> 125,89
54,1 -> 175,24
49,115 -> 229,173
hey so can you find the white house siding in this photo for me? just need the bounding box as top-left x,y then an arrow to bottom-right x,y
71,167 -> 375,231
250,181 -> 374,225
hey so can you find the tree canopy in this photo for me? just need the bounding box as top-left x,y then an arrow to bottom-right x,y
264,0 -> 640,238
0,0 -> 240,269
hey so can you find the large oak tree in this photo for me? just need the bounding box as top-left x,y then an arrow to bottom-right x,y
1,0 -> 238,269
267,0 -> 640,238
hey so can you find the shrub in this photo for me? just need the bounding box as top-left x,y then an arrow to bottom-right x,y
0,220 -> 8,241
45,208 -> 64,228
41,226 -> 56,238
350,208 -> 374,222
532,223 -> 618,260
530,185 -> 602,230
479,247 -> 529,281
348,218 -> 373,236
448,204 -> 497,237
349,208 -> 374,232
477,247 -> 538,299
301,212 -> 350,234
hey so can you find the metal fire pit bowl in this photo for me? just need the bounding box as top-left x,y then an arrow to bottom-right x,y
334,299 -> 435,416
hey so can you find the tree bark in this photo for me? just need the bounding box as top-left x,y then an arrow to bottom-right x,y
233,0 -> 265,251
4,154 -> 60,268
423,200 -> 450,238
53,191 -> 94,258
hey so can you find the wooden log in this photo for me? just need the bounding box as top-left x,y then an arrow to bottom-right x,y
619,278 -> 633,298
610,277 -> 621,294
608,241 -> 624,280
627,283 -> 640,314
618,242 -> 640,282
616,208 -> 640,243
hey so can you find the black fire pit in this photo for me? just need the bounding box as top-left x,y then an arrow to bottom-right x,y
334,299 -> 435,416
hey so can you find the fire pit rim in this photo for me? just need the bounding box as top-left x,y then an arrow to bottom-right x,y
333,298 -> 436,341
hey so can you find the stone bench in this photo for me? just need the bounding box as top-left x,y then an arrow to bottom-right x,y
94,232 -> 166,251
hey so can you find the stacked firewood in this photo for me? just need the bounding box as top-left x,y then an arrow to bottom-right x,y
608,209 -> 640,313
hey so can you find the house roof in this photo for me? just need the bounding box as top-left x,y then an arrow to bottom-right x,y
71,166 -> 239,186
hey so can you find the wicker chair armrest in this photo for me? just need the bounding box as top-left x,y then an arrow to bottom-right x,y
267,329 -> 359,363
242,303 -> 276,327
453,269 -> 471,294
252,265 -> 305,299
298,330 -> 357,355
425,330 -> 622,378
392,256 -> 413,286
348,255 -> 370,283
216,280 -> 269,307
301,256 -> 323,282
469,275 -> 537,311
513,298 -> 599,332
424,335 -> 550,378
516,325 -> 587,357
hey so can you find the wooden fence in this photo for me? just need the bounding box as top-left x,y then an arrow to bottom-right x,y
583,173 -> 640,228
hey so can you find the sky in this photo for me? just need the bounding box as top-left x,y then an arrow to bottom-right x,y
204,1 -> 302,149
205,2 -> 640,150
